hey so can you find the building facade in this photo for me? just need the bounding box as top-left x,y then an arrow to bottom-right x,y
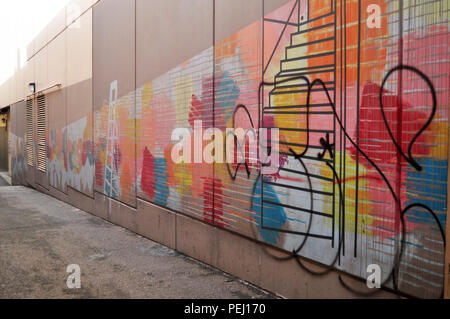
0,0 -> 449,298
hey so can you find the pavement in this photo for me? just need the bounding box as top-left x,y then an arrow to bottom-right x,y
0,184 -> 275,299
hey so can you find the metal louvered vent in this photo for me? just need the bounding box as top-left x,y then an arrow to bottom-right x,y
26,99 -> 33,167
36,95 -> 47,172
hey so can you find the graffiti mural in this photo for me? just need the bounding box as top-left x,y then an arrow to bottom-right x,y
6,0 -> 446,299
256,0 -> 448,298
91,0 -> 450,298
47,116 -> 95,195
47,126 -> 67,191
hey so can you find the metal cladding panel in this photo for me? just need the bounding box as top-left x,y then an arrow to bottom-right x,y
47,89 -> 68,193
93,0 -> 136,206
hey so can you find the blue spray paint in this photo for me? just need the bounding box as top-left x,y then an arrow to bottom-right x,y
251,176 -> 287,245
405,158 -> 447,229
154,158 -> 169,207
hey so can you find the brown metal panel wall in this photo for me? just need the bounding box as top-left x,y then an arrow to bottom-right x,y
65,79 -> 94,196
93,0 -> 136,207
213,0 -> 264,233
66,10 -> 94,197
135,0 -> 214,221
136,0 -> 214,86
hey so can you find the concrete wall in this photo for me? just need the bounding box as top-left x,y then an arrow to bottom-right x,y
4,0 -> 450,299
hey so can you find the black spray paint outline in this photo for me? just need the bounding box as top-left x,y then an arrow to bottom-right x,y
238,65 -> 445,298
379,65 -> 437,172
224,104 -> 256,180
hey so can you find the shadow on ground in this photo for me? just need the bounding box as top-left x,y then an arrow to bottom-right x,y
0,185 -> 276,299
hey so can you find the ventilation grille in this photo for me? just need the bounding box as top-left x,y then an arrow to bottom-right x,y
26,99 -> 33,167
36,95 -> 46,172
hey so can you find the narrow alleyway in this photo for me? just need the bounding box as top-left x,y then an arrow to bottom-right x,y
0,183 -> 274,299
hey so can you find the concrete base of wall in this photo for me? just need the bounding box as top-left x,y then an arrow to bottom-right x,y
26,182 -> 398,299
